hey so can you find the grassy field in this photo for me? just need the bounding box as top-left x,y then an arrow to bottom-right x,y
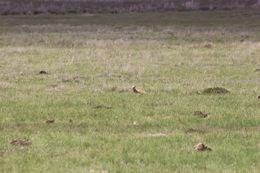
0,10 -> 260,173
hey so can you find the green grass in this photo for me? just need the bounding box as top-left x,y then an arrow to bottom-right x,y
0,10 -> 260,173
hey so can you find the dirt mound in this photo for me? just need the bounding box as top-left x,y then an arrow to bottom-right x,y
202,87 -> 230,94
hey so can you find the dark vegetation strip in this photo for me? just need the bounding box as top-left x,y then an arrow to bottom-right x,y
0,0 -> 260,15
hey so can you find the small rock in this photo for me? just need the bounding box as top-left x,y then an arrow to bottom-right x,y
194,111 -> 208,118
255,69 -> 260,72
10,139 -> 32,146
193,143 -> 212,152
257,95 -> 260,99
39,70 -> 48,75
46,119 -> 55,124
